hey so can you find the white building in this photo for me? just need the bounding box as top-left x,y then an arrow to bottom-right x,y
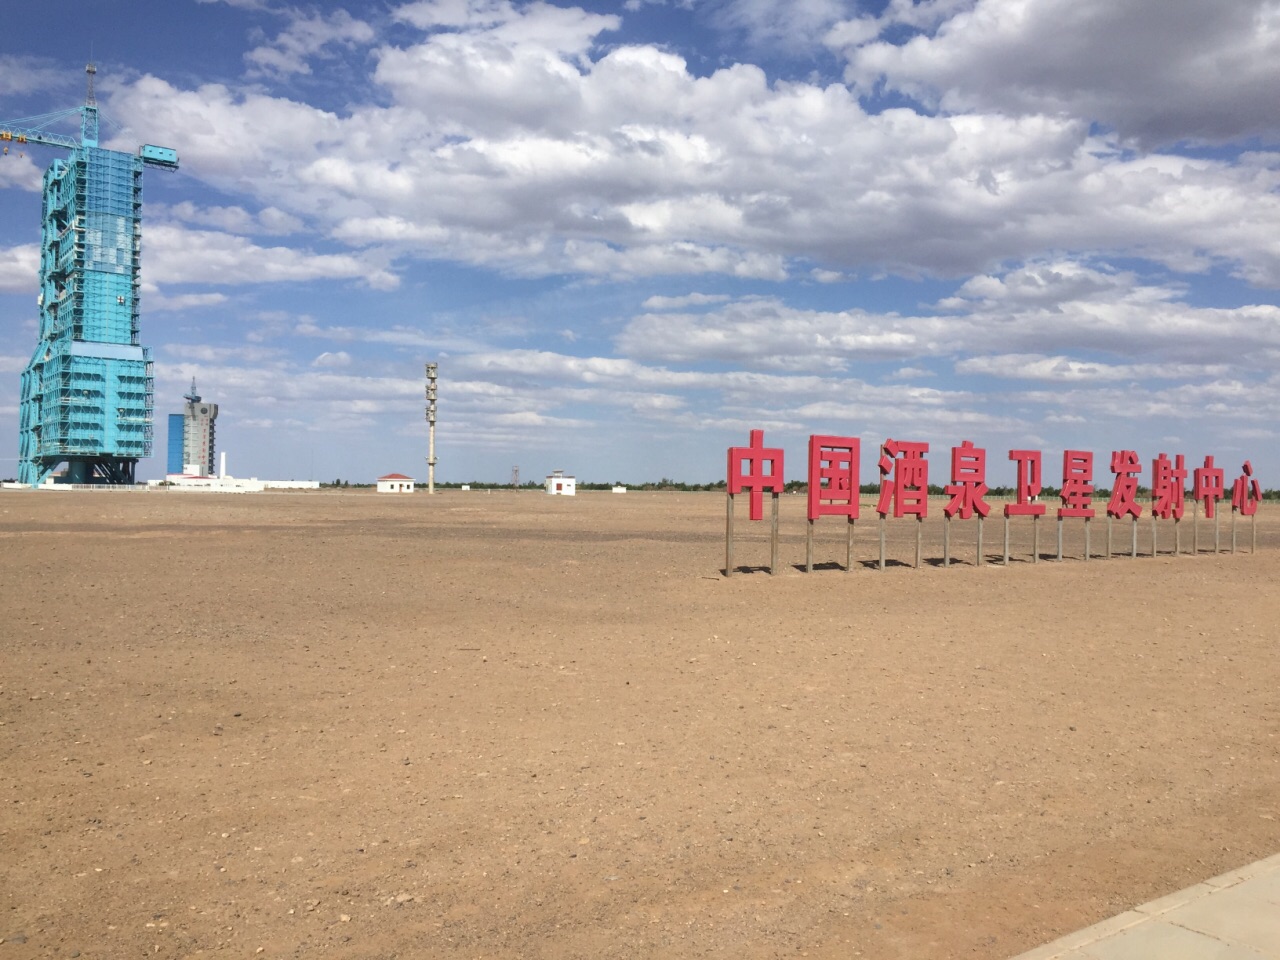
545,470 -> 576,496
377,473 -> 416,493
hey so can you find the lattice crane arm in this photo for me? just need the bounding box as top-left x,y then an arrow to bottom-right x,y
1,69 -> 178,170
0,123 -> 81,151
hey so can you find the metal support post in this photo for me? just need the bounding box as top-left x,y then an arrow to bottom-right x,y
846,518 -> 855,573
878,516 -> 886,570
943,516 -> 950,567
977,516 -> 984,567
915,516 -> 922,568
805,519 -> 814,573
770,492 -> 780,574
1056,517 -> 1063,561
724,493 -> 734,576
1002,516 -> 1010,565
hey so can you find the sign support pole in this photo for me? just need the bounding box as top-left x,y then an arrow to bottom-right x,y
770,492 -> 780,575
1151,516 -> 1158,558
943,516 -> 950,567
1193,501 -> 1199,554
1106,516 -> 1112,559
878,516 -> 886,570
724,492 -> 734,576
1084,517 -> 1090,562
1002,516 -> 1010,565
805,519 -> 814,573
1056,517 -> 1063,561
976,516 -> 984,567
1033,515 -> 1039,564
1231,510 -> 1237,553
846,518 -> 855,573
915,516 -> 922,568
1131,518 -> 1138,558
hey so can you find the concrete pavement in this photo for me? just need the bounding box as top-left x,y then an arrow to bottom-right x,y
1011,852 -> 1280,959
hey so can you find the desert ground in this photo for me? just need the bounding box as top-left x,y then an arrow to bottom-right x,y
2,489 -> 1278,960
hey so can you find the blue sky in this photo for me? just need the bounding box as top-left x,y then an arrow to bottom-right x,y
3,0 -> 1279,486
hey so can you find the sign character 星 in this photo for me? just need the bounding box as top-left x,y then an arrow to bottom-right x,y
1058,450 -> 1096,518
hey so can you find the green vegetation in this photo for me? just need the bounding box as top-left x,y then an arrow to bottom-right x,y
315,477 -> 1280,499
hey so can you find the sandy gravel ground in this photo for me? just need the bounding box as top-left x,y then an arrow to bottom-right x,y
2,489 -> 1277,960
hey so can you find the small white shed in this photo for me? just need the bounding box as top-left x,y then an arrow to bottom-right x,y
377,473 -> 416,493
545,470 -> 576,496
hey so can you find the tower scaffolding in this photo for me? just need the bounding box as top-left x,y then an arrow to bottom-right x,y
4,64 -> 177,485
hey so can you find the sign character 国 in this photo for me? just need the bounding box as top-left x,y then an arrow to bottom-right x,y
806,435 -> 860,573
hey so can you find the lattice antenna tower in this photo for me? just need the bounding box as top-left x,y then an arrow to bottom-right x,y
2,64 -> 179,485
511,465 -> 520,488
425,362 -> 438,495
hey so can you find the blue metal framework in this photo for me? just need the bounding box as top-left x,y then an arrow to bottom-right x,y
4,65 -> 177,484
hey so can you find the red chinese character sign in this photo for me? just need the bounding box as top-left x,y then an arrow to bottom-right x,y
1194,456 -> 1225,519
943,441 -> 991,520
1107,451 -> 1142,519
729,429 -> 784,521
1151,453 -> 1187,520
716,433 -> 1261,576
1107,450 -> 1142,558
1193,455 -> 1225,554
1005,450 -> 1046,518
1148,453 -> 1187,557
1232,460 -> 1262,554
1057,451 -> 1095,561
1232,460 -> 1261,517
877,440 -> 929,518
942,441 -> 990,567
1003,450 -> 1046,564
806,435 -> 860,573
876,439 -> 929,568
1058,451 -> 1095,518
724,429 -> 784,576
807,436 -> 860,521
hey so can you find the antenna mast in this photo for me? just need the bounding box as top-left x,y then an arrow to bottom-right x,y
81,62 -> 98,146
425,362 -> 438,495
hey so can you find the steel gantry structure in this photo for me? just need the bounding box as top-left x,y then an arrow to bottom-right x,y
3,64 -> 178,485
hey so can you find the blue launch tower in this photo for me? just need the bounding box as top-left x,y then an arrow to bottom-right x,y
2,65 -> 177,484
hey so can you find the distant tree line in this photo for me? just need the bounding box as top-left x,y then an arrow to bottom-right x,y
311,477 -> 1280,499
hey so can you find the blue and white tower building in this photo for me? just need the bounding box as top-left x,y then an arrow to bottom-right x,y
3,64 -> 178,485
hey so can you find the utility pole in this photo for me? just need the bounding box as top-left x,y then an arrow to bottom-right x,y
425,362 -> 438,494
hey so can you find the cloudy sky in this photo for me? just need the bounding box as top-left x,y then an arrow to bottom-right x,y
2,0 -> 1279,487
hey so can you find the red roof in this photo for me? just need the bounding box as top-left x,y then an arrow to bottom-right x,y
378,473 -> 414,481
